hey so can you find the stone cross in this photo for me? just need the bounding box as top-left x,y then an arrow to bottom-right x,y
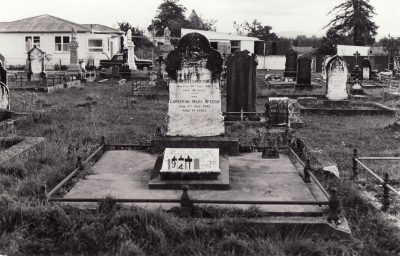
353,51 -> 360,66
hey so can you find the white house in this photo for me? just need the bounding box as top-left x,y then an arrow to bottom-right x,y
0,14 -> 124,69
336,45 -> 371,56
181,28 -> 262,55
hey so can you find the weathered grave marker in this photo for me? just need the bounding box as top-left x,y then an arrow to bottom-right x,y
67,26 -> 81,76
126,29 -> 137,70
283,48 -> 297,79
361,58 -> 371,80
27,45 -> 46,83
265,97 -> 289,127
325,55 -> 348,100
165,32 -> 224,136
226,50 -> 257,112
321,56 -> 332,80
296,56 -> 312,89
0,60 -> 10,110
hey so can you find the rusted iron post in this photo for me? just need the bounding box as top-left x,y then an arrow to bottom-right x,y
180,186 -> 191,217
327,187 -> 340,224
39,182 -> 47,203
304,159 -> 311,183
382,172 -> 390,211
352,148 -> 358,181
76,156 -> 83,171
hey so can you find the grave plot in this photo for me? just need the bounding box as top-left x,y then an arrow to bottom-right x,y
0,137 -> 45,165
57,34 -> 349,236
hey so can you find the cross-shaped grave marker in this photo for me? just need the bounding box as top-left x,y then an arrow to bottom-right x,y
353,51 -> 360,66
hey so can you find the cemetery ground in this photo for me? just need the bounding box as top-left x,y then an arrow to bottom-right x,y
1,76 -> 400,255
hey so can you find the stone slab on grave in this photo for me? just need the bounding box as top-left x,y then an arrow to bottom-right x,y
325,55 -> 349,101
297,97 -> 318,107
151,136 -> 238,156
64,150 -> 323,216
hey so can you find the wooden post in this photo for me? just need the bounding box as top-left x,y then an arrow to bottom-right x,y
304,159 -> 311,183
39,182 -> 47,203
382,172 -> 390,211
327,187 -> 340,224
180,186 -> 191,217
352,148 -> 358,181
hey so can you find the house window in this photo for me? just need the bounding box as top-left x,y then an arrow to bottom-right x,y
231,41 -> 240,53
25,36 -> 40,51
55,36 -> 70,52
88,39 -> 103,52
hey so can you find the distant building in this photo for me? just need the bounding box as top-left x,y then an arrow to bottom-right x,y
0,14 -> 124,69
181,28 -> 263,55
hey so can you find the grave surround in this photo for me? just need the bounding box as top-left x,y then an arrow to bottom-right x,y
0,137 -> 45,165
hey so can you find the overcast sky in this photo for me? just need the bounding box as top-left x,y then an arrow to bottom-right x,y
1,0 -> 399,39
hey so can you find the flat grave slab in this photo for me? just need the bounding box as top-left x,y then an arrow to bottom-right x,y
63,150 -> 323,216
266,81 -> 323,90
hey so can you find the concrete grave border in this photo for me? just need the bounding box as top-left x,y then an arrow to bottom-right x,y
0,136 -> 45,165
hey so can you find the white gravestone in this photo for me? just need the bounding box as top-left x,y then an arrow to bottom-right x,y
166,61 -> 224,136
362,67 -> 370,80
161,148 -> 220,174
326,56 -> 348,100
321,56 -> 332,80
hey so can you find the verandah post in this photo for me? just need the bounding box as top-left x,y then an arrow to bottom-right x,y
352,148 -> 358,181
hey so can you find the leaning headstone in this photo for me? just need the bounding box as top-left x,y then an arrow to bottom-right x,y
67,26 -> 81,76
283,49 -> 297,79
361,58 -> 371,80
165,32 -> 224,137
295,56 -> 312,89
27,45 -> 46,83
226,50 -> 257,113
325,55 -> 348,100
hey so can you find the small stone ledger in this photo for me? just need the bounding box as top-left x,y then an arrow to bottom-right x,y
160,148 -> 220,180
150,32 -> 237,190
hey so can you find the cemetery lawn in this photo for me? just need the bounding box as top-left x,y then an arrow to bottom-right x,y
1,80 -> 400,255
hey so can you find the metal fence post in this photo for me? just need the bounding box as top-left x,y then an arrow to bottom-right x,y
352,148 -> 358,181
39,182 -> 47,203
327,187 -> 340,224
304,159 -> 311,183
382,172 -> 390,211
180,186 -> 191,217
76,156 -> 83,171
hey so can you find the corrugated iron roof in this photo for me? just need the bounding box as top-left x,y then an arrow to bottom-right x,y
0,14 -> 122,34
81,24 -> 123,33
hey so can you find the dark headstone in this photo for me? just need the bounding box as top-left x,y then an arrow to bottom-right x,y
265,97 -> 289,127
283,49 -> 297,78
0,60 -> 6,85
295,56 -> 312,89
226,50 -> 257,112
351,65 -> 361,81
361,58 -> 371,80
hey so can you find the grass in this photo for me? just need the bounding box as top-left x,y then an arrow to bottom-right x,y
0,77 -> 400,255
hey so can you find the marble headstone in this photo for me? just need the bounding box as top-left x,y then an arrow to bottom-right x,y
165,32 -> 224,137
27,45 -> 45,81
326,55 -> 348,100
361,58 -> 371,80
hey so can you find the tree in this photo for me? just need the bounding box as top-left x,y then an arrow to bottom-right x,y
233,19 -> 279,41
379,37 -> 400,64
147,0 -> 187,38
186,10 -> 217,31
118,22 -> 154,49
324,0 -> 378,46
317,27 -> 352,55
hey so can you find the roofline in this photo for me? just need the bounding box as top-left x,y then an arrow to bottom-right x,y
9,14 -> 92,32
